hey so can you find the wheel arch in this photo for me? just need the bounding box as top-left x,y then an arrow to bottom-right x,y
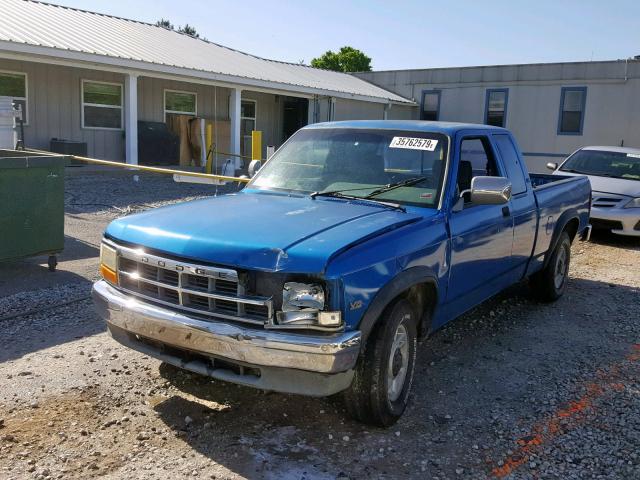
358,267 -> 439,345
543,212 -> 580,269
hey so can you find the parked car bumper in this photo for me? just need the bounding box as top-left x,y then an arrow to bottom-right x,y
92,280 -> 360,396
590,207 -> 640,237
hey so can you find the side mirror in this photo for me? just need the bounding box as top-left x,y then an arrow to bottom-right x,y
467,176 -> 512,205
546,162 -> 558,171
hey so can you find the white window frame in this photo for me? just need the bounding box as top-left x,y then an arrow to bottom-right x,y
240,98 -> 257,156
0,69 -> 28,125
81,79 -> 124,131
164,89 -> 197,121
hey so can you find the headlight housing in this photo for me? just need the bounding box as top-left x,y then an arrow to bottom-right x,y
275,282 -> 342,330
282,282 -> 325,311
624,197 -> 640,209
99,243 -> 118,284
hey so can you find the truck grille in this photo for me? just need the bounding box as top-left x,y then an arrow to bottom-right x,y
112,242 -> 272,326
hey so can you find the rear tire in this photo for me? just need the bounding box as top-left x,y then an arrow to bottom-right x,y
343,299 -> 418,427
530,232 -> 571,302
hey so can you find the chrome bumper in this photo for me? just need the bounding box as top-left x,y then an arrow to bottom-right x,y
92,280 -> 361,375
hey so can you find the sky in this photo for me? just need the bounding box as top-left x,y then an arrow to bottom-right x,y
50,0 -> 640,70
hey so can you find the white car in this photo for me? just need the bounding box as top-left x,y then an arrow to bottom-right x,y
548,146 -> 640,237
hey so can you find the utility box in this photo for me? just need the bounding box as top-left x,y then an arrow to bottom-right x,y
50,138 -> 87,165
0,150 -> 68,270
50,138 -> 88,156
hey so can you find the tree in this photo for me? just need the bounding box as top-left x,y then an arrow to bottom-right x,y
311,46 -> 372,73
178,24 -> 199,38
155,20 -> 201,39
155,18 -> 174,30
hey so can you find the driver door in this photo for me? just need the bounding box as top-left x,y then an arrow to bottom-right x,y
445,134 -> 514,314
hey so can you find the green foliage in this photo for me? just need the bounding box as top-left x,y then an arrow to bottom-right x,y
155,18 -> 174,30
156,20 -> 200,39
178,24 -> 199,38
310,46 -> 372,73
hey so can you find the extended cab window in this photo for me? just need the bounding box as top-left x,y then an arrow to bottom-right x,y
458,137 -> 500,202
493,134 -> 527,194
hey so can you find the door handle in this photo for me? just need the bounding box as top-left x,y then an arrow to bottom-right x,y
502,206 -> 510,217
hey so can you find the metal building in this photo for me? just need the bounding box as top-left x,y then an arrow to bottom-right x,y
0,0 -> 414,164
357,59 -> 640,172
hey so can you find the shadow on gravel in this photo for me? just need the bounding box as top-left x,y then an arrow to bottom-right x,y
589,229 -> 640,250
0,261 -> 92,299
0,295 -> 105,362
150,275 -> 639,479
60,235 -> 100,261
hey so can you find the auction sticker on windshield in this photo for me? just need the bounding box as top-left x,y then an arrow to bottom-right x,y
389,137 -> 438,151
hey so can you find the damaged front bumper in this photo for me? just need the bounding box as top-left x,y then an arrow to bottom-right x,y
92,280 -> 360,396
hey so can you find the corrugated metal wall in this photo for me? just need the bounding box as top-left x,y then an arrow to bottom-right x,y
0,58 -> 125,160
137,77 -> 231,123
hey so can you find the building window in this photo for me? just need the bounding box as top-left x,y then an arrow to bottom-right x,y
485,89 -> 508,127
241,99 -> 257,157
82,80 -> 123,129
558,87 -> 586,135
0,71 -> 27,123
420,90 -> 440,121
164,89 -> 197,120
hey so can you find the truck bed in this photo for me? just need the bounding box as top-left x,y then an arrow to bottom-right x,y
530,174 -> 591,262
529,173 -> 579,189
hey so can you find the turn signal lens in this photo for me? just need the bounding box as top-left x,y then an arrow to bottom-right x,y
100,264 -> 117,285
99,243 -> 118,284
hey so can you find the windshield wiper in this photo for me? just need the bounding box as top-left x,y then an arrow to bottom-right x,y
365,176 -> 428,198
310,190 -> 406,212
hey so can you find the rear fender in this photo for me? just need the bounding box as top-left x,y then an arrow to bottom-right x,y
543,210 -> 580,269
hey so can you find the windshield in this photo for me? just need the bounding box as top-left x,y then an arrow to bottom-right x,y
560,150 -> 640,181
249,128 -> 449,208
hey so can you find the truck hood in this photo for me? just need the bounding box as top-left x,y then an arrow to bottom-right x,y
105,190 -> 425,272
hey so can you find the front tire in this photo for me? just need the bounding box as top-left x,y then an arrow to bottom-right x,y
343,299 -> 418,427
530,231 -> 571,302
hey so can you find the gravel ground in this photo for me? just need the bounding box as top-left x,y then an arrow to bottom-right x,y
0,167 -> 639,480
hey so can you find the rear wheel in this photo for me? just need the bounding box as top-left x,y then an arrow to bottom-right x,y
343,298 -> 418,427
530,232 -> 571,301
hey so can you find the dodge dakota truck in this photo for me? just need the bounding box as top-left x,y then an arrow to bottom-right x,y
93,121 -> 591,426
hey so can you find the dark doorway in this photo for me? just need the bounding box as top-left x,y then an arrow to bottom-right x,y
282,97 -> 308,142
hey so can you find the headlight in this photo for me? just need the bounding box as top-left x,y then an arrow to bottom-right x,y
99,243 -> 118,284
282,282 -> 325,311
276,282 -> 342,329
624,197 -> 640,209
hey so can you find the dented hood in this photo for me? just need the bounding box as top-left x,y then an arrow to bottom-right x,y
105,190 -> 424,272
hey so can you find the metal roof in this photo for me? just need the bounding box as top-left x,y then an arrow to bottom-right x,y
0,0 -> 412,104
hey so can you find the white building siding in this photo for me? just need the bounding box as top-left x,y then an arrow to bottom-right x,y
357,60 -> 640,172
0,57 -> 125,160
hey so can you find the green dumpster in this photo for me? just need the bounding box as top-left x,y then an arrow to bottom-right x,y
0,149 -> 68,271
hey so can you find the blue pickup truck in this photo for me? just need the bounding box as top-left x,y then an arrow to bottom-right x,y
93,121 -> 591,426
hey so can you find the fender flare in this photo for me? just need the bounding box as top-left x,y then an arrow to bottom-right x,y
357,266 -> 439,345
543,209 -> 580,269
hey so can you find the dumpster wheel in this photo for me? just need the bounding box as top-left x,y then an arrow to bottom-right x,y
48,255 -> 58,272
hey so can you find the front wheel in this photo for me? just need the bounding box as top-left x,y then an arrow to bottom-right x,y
343,299 -> 418,427
530,231 -> 571,302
